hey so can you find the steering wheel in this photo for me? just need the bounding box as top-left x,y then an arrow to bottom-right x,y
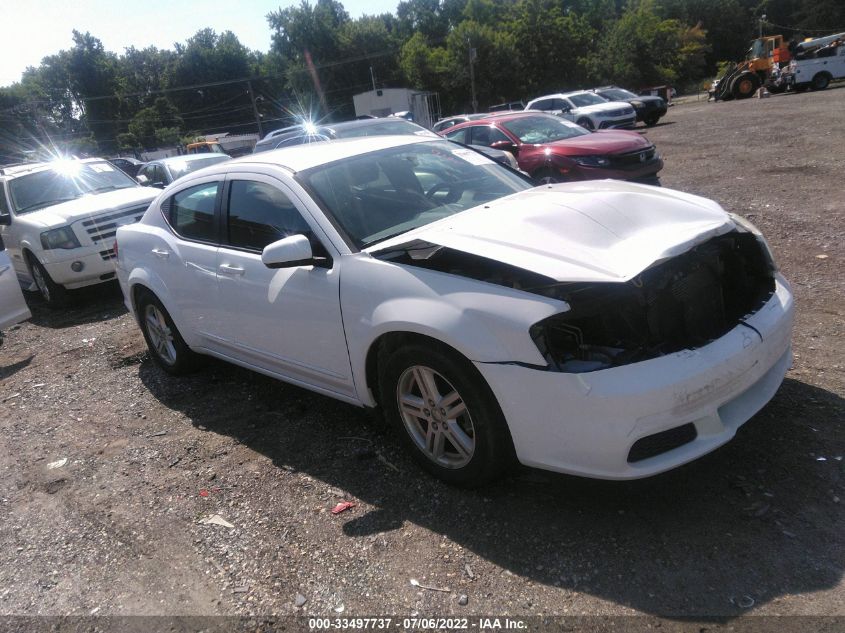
425,181 -> 460,202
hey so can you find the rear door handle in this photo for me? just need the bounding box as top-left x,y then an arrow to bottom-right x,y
151,248 -> 169,260
218,264 -> 245,276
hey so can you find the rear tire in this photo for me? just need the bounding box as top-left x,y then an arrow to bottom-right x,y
378,342 -> 515,487
812,73 -> 830,91
28,255 -> 69,307
136,290 -> 202,375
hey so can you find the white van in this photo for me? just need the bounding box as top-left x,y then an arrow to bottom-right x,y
789,42 -> 845,91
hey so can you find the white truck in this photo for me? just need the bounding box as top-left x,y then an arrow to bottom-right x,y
787,32 -> 845,91
0,159 -> 157,306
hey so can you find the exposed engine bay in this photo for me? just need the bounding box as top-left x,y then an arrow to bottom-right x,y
375,231 -> 776,373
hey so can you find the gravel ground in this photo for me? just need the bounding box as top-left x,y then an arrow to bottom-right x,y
0,87 -> 843,631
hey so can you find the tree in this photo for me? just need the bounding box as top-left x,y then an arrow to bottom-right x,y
166,29 -> 257,132
66,31 -> 121,151
128,97 -> 182,148
596,0 -> 708,88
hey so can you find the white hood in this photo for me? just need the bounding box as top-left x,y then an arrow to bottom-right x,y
370,181 -> 736,283
23,187 -> 157,228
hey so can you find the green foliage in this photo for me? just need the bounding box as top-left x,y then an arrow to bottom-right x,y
154,127 -> 182,146
596,1 -> 709,87
128,98 -> 183,149
116,132 -> 139,150
1,0 -> 839,150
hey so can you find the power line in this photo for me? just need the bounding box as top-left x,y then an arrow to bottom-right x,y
765,21 -> 845,35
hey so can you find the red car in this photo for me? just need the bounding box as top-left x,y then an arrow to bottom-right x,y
441,112 -> 663,184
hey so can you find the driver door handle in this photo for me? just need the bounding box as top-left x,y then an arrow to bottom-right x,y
151,248 -> 169,260
218,264 -> 245,276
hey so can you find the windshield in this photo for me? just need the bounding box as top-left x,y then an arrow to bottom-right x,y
599,88 -> 637,100
298,141 -> 532,249
166,155 -> 230,179
501,115 -> 590,144
9,161 -> 138,214
568,93 -> 608,107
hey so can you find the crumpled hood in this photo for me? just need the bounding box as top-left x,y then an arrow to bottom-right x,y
370,181 -> 735,283
24,187 -> 157,228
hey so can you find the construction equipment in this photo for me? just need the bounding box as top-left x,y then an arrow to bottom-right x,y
712,35 -> 792,101
185,140 -> 226,155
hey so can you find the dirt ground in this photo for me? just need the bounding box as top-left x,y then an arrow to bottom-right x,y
1,87 -> 843,631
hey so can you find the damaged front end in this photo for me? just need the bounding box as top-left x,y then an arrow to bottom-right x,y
529,229 -> 776,373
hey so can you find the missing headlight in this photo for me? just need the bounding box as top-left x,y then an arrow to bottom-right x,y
530,231 -> 776,373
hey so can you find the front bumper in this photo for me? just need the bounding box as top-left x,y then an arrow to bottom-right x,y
476,275 -> 794,479
635,106 -> 668,122
42,245 -> 117,289
598,116 -> 637,129
569,157 -> 663,182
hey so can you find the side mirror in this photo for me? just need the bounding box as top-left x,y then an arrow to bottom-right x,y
262,234 -> 329,269
490,140 -> 518,154
0,213 -> 10,226
153,181 -> 166,189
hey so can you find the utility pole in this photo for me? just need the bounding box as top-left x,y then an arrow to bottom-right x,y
760,14 -> 766,38
467,39 -> 478,113
246,79 -> 264,138
370,66 -> 377,92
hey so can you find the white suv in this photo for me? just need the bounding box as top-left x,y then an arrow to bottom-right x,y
0,159 -> 158,305
525,91 -> 636,130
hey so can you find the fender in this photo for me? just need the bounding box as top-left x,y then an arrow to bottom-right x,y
125,266 -> 198,348
340,255 -> 566,405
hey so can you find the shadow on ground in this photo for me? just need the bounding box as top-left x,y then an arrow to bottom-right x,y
24,281 -> 127,329
139,353 -> 844,618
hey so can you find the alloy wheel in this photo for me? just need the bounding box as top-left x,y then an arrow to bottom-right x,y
144,304 -> 177,365
396,365 -> 476,469
32,264 -> 50,302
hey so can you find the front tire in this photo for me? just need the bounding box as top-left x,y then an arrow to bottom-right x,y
732,72 -> 760,99
28,255 -> 69,307
136,290 -> 201,375
534,168 -> 564,185
643,114 -> 660,127
576,117 -> 594,130
378,342 -> 515,487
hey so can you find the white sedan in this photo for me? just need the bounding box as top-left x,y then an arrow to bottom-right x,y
115,136 -> 794,486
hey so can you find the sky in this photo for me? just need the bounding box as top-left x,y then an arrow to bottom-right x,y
0,0 -> 401,87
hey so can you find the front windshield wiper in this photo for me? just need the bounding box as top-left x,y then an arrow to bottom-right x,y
16,196 -> 80,213
89,185 -> 123,193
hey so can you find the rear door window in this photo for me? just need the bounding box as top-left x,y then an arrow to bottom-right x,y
444,128 -> 469,144
469,126 -> 510,147
166,182 -> 221,242
531,98 -> 555,111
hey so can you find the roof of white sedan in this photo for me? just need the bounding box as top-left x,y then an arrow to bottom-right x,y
228,135 -> 435,173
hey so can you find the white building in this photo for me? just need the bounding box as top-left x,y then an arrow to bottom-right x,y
352,89 -> 441,129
